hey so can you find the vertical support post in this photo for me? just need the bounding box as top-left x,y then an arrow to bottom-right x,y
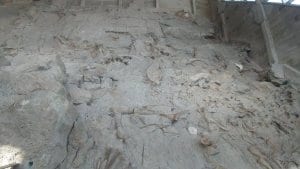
192,0 -> 196,16
256,0 -> 278,63
217,0 -> 228,42
156,0 -> 159,9
208,0 -> 218,22
255,0 -> 284,78
119,0 -> 123,8
220,13 -> 229,42
80,0 -> 85,7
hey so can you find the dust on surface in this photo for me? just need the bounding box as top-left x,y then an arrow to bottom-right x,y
0,1 -> 299,169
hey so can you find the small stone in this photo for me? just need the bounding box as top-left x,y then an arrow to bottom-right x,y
190,73 -> 209,82
20,100 -> 30,106
147,60 -> 162,85
188,127 -> 197,135
235,63 -> 243,71
199,135 -> 213,147
271,63 -> 284,79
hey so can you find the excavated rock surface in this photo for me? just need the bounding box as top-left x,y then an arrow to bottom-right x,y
0,55 -> 78,168
0,1 -> 299,169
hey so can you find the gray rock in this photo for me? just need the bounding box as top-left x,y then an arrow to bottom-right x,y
0,61 -> 78,169
147,60 -> 162,85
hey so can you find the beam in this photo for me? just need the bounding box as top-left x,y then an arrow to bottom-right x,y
217,1 -> 229,42
119,0 -> 123,8
220,13 -> 229,42
256,0 -> 284,78
80,0 -> 85,7
256,0 -> 278,63
192,0 -> 196,16
156,0 -> 159,8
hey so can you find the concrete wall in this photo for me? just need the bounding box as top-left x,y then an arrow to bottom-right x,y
159,0 -> 191,10
51,0 -> 148,8
50,0 -> 210,12
223,2 -> 300,86
224,2 -> 269,67
196,0 -> 210,18
159,0 -> 210,17
0,0 -> 32,5
264,4 -> 300,70
3,0 -> 210,16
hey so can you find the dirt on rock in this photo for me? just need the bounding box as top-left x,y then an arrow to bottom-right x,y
0,1 -> 299,169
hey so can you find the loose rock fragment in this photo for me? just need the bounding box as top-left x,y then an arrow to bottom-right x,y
235,63 -> 243,71
147,60 -> 162,85
199,135 -> 213,147
188,127 -> 198,135
160,113 -> 179,124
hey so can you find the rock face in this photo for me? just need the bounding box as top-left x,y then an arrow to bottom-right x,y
0,2 -> 299,169
0,57 -> 78,169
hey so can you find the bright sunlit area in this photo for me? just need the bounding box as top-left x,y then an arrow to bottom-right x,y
0,145 -> 23,169
224,0 -> 300,5
292,0 -> 300,5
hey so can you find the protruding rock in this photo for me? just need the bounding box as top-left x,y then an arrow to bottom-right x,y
147,60 -> 162,85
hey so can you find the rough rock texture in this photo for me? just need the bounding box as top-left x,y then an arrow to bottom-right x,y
0,1 -> 299,169
0,55 -> 78,168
